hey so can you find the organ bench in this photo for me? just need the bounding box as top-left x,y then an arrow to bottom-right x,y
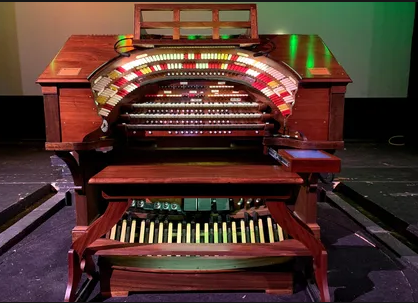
36,4 -> 351,302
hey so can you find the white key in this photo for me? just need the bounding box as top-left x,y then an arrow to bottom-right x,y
129,220 -> 136,243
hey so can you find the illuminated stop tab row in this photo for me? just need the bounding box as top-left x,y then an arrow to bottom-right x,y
91,49 -> 299,118
280,77 -> 298,91
96,87 -> 117,106
207,94 -> 248,97
93,76 -> 112,92
113,50 -> 297,91
132,102 -> 259,109
252,82 -> 291,115
96,60 -> 290,94
97,68 -> 292,117
129,113 -> 263,119
209,85 -> 234,88
97,83 -> 140,116
104,51 -> 292,84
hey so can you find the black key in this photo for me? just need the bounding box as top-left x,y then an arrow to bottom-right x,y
116,225 -> 121,242
246,226 -> 251,243
272,219 -> 279,242
227,225 -> 232,243
154,221 -> 159,244
182,221 -> 186,243
126,225 -> 131,243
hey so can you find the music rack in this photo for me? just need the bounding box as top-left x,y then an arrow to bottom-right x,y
133,4 -> 260,47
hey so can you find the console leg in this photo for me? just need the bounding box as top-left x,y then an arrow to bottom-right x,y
65,201 -> 129,302
82,254 -> 96,280
266,201 -> 330,302
64,250 -> 82,302
315,251 -> 330,302
72,201 -> 130,257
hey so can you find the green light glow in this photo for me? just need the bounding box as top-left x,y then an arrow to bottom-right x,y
306,35 -> 315,69
188,35 -> 197,40
220,35 -> 231,40
117,35 -> 133,49
289,34 -> 298,67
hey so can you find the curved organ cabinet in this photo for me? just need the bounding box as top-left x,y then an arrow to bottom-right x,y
88,48 -> 300,140
36,3 -> 351,303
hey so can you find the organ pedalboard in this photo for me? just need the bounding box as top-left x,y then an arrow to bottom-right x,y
110,198 -> 286,246
36,3 -> 352,303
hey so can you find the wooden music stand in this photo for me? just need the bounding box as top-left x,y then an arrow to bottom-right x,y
133,4 -> 261,47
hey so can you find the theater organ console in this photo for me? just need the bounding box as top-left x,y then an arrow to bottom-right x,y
36,4 -> 351,302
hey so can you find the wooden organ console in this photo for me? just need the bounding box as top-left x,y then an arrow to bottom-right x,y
36,4 -> 351,302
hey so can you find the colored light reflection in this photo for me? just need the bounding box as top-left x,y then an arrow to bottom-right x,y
188,35 -> 230,40
305,35 -> 315,69
49,60 -> 57,74
289,34 -> 298,67
323,42 -> 332,67
117,35 -> 134,49
187,35 -> 209,40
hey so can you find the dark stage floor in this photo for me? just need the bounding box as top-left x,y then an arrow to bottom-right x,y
2,200 -> 417,302
0,142 -> 418,302
334,142 -> 418,244
0,145 -> 56,212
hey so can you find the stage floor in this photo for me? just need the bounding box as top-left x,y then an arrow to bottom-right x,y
0,142 -> 418,301
2,141 -> 416,237
334,142 -> 418,244
0,145 -> 56,212
1,198 -> 417,302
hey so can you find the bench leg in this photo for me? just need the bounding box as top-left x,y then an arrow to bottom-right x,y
64,250 -> 82,302
65,201 -> 130,302
266,201 -> 330,302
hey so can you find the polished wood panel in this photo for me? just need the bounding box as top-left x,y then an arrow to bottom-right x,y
36,35 -> 351,84
100,266 -> 293,297
263,138 -> 343,150
45,139 -> 114,151
42,90 -> 61,142
287,87 -> 330,141
292,87 -> 330,121
59,88 -> 102,142
89,165 -> 304,185
266,34 -> 351,83
91,239 -> 310,257
329,86 -> 346,141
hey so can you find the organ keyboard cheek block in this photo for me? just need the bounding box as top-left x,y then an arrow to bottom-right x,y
36,3 -> 351,303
